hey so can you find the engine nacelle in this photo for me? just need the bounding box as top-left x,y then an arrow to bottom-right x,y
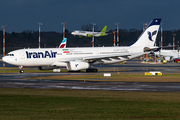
87,34 -> 92,37
164,56 -> 172,61
66,61 -> 89,71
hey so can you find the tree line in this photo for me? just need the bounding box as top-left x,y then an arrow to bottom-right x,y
0,28 -> 180,54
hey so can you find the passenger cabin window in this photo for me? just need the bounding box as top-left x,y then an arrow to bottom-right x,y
7,54 -> 14,56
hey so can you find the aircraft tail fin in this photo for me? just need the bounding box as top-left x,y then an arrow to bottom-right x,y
131,19 -> 161,48
59,38 -> 67,48
99,26 -> 108,36
101,25 -> 107,32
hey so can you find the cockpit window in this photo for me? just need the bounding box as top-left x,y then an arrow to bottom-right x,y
7,54 -> 14,56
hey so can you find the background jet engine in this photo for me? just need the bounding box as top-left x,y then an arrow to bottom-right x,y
164,56 -> 172,61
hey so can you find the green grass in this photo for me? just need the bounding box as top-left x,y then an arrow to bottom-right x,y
0,88 -> 180,119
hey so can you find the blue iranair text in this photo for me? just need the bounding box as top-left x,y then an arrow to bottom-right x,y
26,51 -> 57,58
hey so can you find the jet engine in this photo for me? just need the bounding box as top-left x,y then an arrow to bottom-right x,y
87,34 -> 92,37
66,61 -> 90,71
164,56 -> 172,61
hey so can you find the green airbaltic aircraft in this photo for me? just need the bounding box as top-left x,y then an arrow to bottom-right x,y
71,25 -> 108,37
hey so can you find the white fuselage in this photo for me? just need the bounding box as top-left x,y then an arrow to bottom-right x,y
156,49 -> 180,61
3,46 -> 143,67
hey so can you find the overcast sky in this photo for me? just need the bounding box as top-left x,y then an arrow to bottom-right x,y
0,0 -> 179,33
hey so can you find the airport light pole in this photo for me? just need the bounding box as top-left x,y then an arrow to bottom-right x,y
143,23 -> 145,32
115,23 -> 119,46
143,23 -> 148,32
144,23 -> 148,60
142,23 -> 148,59
92,23 -> 95,47
114,31 -> 116,47
145,23 -> 148,28
2,25 -> 5,56
62,22 -> 65,39
161,23 -> 163,50
39,23 -> 42,48
178,41 -> 179,58
143,23 -> 148,31
1,25 -> 5,66
173,34 -> 176,50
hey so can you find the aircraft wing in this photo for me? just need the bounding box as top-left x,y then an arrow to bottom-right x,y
59,52 -> 146,63
144,46 -> 160,52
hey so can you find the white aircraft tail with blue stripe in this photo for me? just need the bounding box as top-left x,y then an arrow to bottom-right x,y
131,19 -> 161,48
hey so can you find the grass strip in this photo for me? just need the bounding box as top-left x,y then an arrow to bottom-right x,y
28,74 -> 180,82
0,88 -> 180,120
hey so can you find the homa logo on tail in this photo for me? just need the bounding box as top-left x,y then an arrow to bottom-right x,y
148,30 -> 157,41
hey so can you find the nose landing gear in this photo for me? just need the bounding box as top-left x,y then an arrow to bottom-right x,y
19,66 -> 24,73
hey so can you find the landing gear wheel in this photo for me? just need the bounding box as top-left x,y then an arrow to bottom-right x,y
92,68 -> 98,72
68,70 -> 81,72
86,69 -> 90,72
19,66 -> 24,73
19,70 -> 24,73
86,68 -> 98,72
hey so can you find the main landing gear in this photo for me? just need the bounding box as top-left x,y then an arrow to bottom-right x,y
19,66 -> 24,73
86,68 -> 98,72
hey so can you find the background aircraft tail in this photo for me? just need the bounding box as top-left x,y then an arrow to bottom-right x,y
99,25 -> 107,36
131,19 -> 161,48
101,25 -> 107,32
59,38 -> 67,48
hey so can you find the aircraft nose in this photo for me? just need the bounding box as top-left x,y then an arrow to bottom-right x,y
2,56 -> 17,65
2,56 -> 7,62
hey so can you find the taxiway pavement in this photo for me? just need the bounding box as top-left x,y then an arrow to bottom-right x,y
1,60 -> 180,92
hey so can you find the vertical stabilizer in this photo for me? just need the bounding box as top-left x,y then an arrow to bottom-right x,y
131,19 -> 161,47
99,26 -> 107,36
59,38 -> 67,48
101,25 -> 107,32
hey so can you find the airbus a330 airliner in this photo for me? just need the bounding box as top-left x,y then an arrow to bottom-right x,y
3,19 -> 161,73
